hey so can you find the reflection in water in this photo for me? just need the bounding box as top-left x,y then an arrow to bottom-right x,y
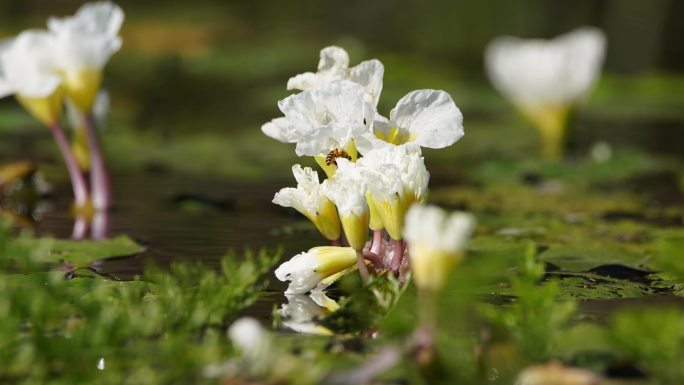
280,290 -> 339,335
18,171 -> 321,279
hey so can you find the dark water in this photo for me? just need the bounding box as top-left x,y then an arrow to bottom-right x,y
20,171 -> 320,282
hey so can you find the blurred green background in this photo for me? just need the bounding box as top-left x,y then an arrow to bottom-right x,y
0,0 -> 682,181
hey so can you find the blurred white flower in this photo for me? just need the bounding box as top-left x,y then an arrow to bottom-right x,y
404,204 -> 475,291
273,165 -> 341,241
287,46 -> 384,106
355,89 -> 463,154
228,317 -> 273,374
48,1 -> 124,112
262,80 -> 374,158
515,362 -> 601,385
0,30 -> 63,125
275,246 -> 358,294
358,146 -> 429,239
485,27 -> 606,158
486,27 -> 605,112
322,160 -> 370,250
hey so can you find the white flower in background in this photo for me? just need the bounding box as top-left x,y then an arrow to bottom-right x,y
275,246 -> 358,294
48,1 -> 124,112
280,292 -> 338,335
355,89 -> 464,154
287,46 -> 384,106
228,317 -> 273,374
262,80 -> 374,160
485,27 -> 606,158
273,165 -> 341,241
322,160 -> 370,250
404,204 -> 475,291
0,30 -> 63,126
358,146 -> 429,240
515,363 -> 601,385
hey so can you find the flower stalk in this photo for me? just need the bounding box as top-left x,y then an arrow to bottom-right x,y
84,114 -> 111,210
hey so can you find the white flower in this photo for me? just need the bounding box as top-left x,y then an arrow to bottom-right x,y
0,31 -> 60,99
485,27 -> 606,113
358,146 -> 429,239
48,1 -> 124,111
404,204 -> 475,291
262,80 -> 374,157
322,160 -> 370,250
287,46 -> 384,106
515,363 -> 601,385
273,165 -> 341,241
355,90 -> 463,154
0,30 -> 63,125
275,246 -> 358,294
228,317 -> 272,373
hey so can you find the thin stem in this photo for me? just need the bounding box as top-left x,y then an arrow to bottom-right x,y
362,250 -> 383,271
84,114 -> 111,211
390,239 -> 404,273
370,229 -> 383,256
356,250 -> 369,283
49,124 -> 90,210
410,288 -> 438,367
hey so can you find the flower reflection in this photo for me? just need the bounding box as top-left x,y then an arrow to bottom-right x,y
280,290 -> 339,335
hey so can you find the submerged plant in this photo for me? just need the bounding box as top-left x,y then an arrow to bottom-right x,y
0,1 -> 123,225
485,27 -> 606,160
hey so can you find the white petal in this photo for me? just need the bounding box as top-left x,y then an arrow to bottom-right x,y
0,30 -> 61,98
322,160 -> 368,216
348,59 -> 384,106
353,114 -> 391,154
404,205 -> 475,254
272,187 -> 306,213
274,251 -> 323,294
389,90 -> 464,149
485,27 -> 606,110
279,80 -> 367,156
317,46 -> 349,73
49,1 -> 124,70
261,117 -> 298,143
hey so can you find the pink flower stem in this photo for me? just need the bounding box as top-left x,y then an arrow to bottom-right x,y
390,239 -> 404,273
362,250 -> 383,271
49,123 -> 90,210
356,250 -> 370,283
84,114 -> 111,211
370,229 -> 383,256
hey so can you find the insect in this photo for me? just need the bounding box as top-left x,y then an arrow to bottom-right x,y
325,149 -> 352,167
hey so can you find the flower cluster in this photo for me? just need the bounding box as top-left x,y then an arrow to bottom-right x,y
264,46 -> 474,304
0,1 -> 123,217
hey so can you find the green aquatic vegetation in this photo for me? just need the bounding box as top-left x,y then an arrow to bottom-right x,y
609,308 -> 684,385
0,224 -> 280,384
482,245 -> 577,362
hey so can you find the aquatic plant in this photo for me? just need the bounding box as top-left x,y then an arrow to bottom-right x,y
485,27 -> 606,160
264,46 -> 470,312
0,1 -> 123,217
